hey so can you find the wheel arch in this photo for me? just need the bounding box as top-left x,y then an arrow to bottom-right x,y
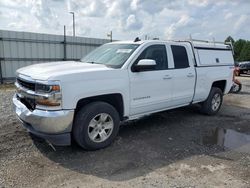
211,80 -> 227,93
75,93 -> 125,120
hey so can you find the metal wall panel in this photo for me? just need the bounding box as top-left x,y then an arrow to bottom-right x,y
0,30 -> 110,82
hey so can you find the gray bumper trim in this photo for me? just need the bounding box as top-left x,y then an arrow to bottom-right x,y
21,120 -> 71,146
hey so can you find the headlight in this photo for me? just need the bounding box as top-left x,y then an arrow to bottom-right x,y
35,83 -> 60,93
35,81 -> 62,108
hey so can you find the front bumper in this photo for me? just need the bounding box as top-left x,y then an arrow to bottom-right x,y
13,94 -> 74,145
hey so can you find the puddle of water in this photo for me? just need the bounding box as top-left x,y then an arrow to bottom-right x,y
202,128 -> 250,154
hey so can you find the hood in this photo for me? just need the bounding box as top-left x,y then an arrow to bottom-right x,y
16,61 -> 112,80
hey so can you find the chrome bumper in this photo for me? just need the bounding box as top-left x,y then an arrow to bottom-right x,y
13,94 -> 74,134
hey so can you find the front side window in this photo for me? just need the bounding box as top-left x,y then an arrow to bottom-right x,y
80,44 -> 139,68
133,45 -> 168,71
171,45 -> 189,69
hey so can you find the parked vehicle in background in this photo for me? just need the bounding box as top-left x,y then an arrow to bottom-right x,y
234,62 -> 240,76
13,38 -> 234,150
238,61 -> 250,75
230,67 -> 242,93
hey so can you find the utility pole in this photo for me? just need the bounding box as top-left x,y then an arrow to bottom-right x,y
69,12 -> 75,60
107,31 -> 112,42
69,11 -> 75,36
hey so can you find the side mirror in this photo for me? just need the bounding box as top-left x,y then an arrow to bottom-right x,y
133,59 -> 156,72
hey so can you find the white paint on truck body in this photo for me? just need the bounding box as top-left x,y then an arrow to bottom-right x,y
16,40 -> 234,120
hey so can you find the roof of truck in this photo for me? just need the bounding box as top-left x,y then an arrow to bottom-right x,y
111,40 -> 145,44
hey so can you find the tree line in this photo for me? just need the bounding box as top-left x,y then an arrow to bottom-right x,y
225,36 -> 250,62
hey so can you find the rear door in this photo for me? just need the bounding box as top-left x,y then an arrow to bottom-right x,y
129,44 -> 174,115
170,45 -> 196,106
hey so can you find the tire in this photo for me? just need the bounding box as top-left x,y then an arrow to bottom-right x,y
73,102 -> 120,150
200,87 -> 223,115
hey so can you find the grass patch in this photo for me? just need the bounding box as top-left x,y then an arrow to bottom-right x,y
0,83 -> 15,90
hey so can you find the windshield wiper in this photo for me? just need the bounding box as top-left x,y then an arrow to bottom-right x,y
85,61 -> 100,64
82,61 -> 112,68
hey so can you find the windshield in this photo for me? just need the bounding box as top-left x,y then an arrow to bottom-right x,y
80,43 -> 139,68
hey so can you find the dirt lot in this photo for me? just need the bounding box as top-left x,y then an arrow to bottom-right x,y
0,77 -> 250,188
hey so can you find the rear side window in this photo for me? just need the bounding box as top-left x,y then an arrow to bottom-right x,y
171,45 -> 189,69
134,45 -> 168,70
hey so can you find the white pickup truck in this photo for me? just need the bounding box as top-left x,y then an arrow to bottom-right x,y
13,39 -> 234,150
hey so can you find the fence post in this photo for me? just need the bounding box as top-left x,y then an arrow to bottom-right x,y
0,37 -> 3,84
63,26 -> 67,61
0,59 -> 2,84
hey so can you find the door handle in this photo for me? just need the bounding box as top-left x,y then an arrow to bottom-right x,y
187,73 -> 194,78
163,75 -> 172,80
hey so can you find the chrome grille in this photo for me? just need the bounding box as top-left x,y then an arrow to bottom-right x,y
16,77 -> 36,111
17,78 -> 35,91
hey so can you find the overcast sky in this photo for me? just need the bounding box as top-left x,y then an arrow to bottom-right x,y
0,0 -> 249,41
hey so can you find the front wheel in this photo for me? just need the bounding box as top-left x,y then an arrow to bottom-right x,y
200,87 -> 223,115
73,102 -> 120,150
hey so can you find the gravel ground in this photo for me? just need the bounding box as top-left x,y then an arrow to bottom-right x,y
0,77 -> 250,188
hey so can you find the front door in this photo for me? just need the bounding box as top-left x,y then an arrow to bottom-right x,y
129,44 -> 173,116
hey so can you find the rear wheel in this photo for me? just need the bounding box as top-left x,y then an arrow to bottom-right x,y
73,102 -> 120,150
200,87 -> 223,115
